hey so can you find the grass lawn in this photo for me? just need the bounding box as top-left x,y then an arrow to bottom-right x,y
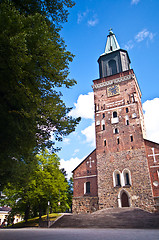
11,213 -> 61,228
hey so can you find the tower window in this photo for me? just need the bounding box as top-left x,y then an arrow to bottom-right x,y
117,137 -> 119,144
126,120 -> 129,125
130,135 -> 133,142
102,124 -> 105,130
108,59 -> 117,75
126,107 -> 129,113
115,128 -> 119,134
116,174 -> 121,186
103,113 -> 105,118
113,170 -> 121,187
113,111 -> 117,118
125,173 -> 130,185
104,139 -> 106,146
122,169 -> 131,186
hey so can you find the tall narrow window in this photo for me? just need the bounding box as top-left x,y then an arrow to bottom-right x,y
113,170 -> 121,187
113,111 -> 117,118
103,113 -> 105,118
102,124 -> 105,130
116,174 -> 121,186
122,169 -> 131,186
104,139 -> 106,146
115,128 -> 119,134
86,182 -> 90,193
126,120 -> 129,125
117,137 -> 120,144
126,107 -> 129,113
130,135 -> 133,142
125,173 -> 130,185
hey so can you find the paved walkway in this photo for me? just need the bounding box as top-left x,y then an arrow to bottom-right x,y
0,228 -> 159,240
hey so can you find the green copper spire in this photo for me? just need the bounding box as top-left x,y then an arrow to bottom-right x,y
103,28 -> 120,54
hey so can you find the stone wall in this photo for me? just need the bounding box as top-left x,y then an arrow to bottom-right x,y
72,197 -> 99,214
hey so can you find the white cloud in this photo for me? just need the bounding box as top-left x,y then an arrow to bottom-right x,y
69,92 -> 94,120
60,157 -> 83,179
131,0 -> 140,4
124,40 -> 134,50
135,29 -> 155,42
87,18 -> 98,27
77,10 -> 89,24
72,149 -> 80,156
143,98 -> 159,144
81,122 -> 95,147
63,138 -> 70,145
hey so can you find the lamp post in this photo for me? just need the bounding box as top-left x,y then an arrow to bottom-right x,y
47,201 -> 50,227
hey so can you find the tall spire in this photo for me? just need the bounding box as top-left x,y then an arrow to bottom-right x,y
104,28 -> 120,54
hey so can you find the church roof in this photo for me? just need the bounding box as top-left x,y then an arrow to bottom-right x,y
101,29 -> 120,56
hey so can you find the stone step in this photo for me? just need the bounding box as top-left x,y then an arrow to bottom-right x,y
50,208 -> 159,229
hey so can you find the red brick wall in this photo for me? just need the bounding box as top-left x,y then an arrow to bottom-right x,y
73,150 -> 98,197
144,140 -> 159,197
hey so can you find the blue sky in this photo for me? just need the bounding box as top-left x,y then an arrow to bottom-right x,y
57,0 -> 159,178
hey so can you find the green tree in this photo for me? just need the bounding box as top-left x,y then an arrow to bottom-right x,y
1,150 -> 69,222
0,1 -> 80,188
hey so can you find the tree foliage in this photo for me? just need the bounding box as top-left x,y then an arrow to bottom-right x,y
0,0 -> 80,187
0,150 -> 70,221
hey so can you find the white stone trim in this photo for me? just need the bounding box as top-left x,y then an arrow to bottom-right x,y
74,175 -> 97,180
121,168 -> 132,186
92,74 -> 135,89
96,102 -> 136,113
150,165 -> 159,168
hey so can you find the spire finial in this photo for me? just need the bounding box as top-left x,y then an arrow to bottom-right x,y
108,28 -> 113,35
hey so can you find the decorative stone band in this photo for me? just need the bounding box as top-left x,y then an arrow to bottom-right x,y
150,165 -> 159,168
74,174 -> 97,180
92,73 -> 135,89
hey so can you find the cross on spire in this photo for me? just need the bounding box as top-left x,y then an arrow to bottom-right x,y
148,148 -> 159,163
87,157 -> 94,168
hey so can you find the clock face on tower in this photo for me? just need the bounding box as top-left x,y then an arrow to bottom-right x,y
107,84 -> 120,97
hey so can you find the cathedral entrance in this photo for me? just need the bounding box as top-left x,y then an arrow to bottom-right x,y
121,191 -> 130,207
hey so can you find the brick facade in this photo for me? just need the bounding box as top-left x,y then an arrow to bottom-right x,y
72,32 -> 159,213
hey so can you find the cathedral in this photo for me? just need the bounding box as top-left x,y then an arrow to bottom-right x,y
72,30 -> 159,213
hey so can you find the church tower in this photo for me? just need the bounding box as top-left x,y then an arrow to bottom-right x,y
72,30 -> 159,214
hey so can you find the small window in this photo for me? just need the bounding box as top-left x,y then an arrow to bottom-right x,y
125,173 -> 130,185
103,113 -> 105,118
113,170 -> 121,187
102,124 -> 105,130
122,169 -> 131,186
130,135 -> 133,142
115,128 -> 118,134
126,120 -> 129,125
117,137 -> 119,144
86,182 -> 90,194
104,139 -> 106,146
116,174 -> 121,186
126,107 -> 129,113
113,111 -> 117,118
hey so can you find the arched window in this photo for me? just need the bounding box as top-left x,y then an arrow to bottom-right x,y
114,128 -> 119,134
113,111 -> 117,118
122,169 -> 131,186
84,182 -> 90,194
108,59 -> 117,75
113,170 -> 121,187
